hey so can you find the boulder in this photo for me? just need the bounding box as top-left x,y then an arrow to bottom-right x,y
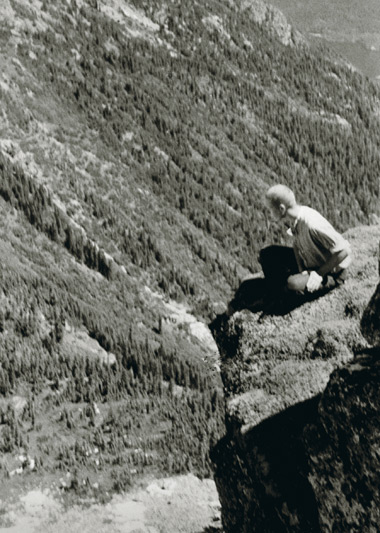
361,242 -> 380,346
210,225 -> 380,532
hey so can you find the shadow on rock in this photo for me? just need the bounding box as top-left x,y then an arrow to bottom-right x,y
210,395 -> 322,533
226,277 -> 335,317
227,278 -> 267,314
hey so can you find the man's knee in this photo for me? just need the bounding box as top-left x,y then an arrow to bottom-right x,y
286,276 -> 299,292
287,273 -> 308,293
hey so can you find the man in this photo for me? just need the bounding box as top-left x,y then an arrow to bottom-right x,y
260,184 -> 351,298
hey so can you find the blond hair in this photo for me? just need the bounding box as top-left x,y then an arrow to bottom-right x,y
266,184 -> 296,210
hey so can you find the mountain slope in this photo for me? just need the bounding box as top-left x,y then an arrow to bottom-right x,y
0,0 -> 380,497
2,0 -> 380,294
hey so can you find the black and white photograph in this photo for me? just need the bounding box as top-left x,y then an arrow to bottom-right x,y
0,0 -> 379,531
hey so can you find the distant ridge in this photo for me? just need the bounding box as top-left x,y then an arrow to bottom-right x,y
266,0 -> 380,79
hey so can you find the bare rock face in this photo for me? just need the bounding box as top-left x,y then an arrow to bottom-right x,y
304,351 -> 380,531
210,226 -> 380,533
241,0 -> 305,47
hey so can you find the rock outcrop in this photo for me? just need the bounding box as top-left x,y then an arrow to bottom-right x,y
210,225 -> 380,532
241,0 -> 305,47
361,242 -> 380,347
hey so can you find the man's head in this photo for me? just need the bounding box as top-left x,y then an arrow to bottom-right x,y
266,184 -> 296,220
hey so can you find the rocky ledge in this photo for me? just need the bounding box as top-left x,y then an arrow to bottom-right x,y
210,224 -> 380,532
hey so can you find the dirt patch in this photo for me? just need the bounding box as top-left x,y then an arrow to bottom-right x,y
0,475 -> 221,533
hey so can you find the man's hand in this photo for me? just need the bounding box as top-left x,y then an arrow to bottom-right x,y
306,271 -> 323,293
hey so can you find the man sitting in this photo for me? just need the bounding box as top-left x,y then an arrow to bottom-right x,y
227,184 -> 351,316
260,184 -> 351,301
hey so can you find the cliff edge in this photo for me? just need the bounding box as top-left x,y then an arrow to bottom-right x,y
210,224 -> 380,532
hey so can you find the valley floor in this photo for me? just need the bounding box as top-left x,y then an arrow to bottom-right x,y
0,474 -> 221,533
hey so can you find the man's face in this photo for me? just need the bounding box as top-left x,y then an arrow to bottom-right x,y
267,200 -> 284,222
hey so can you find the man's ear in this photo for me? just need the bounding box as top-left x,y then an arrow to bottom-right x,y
279,203 -> 287,216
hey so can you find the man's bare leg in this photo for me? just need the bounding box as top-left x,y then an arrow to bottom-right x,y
287,272 -> 309,293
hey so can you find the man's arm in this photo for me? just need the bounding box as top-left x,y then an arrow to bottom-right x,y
316,248 -> 349,277
293,245 -> 304,273
306,248 -> 349,292
305,223 -> 351,292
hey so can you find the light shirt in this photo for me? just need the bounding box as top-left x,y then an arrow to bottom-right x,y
293,206 -> 351,272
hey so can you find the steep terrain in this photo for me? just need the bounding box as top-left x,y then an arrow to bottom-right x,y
0,0 -> 380,503
211,224 -> 380,531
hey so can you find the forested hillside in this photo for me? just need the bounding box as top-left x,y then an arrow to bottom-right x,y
0,0 -> 380,498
